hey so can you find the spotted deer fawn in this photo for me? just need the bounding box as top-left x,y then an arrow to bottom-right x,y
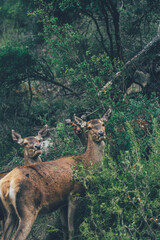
0,108 -> 111,240
0,125 -> 48,235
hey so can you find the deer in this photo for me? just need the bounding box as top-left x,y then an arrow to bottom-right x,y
65,114 -> 88,147
0,125 -> 48,235
0,107 -> 111,240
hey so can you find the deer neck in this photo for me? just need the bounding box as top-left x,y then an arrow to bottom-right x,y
24,150 -> 42,165
80,134 -> 105,166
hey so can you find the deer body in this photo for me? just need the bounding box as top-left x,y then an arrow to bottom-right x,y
0,173 -> 8,226
0,117 -> 108,240
0,125 -> 48,236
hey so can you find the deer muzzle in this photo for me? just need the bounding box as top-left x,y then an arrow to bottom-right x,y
98,131 -> 104,137
35,145 -> 41,150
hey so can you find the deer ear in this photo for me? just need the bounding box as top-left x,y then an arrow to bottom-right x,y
101,107 -> 112,122
37,125 -> 49,140
12,130 -> 24,145
74,114 -> 87,128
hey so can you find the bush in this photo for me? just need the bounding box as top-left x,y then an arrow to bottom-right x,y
79,119 -> 160,240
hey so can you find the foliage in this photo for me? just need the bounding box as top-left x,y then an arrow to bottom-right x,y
33,0 -> 160,61
78,120 -> 160,240
105,94 -> 160,159
0,45 -> 34,90
0,0 -> 36,37
0,0 -> 160,239
41,122 -> 84,162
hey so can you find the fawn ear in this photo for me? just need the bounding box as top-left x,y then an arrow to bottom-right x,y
37,125 -> 49,140
101,106 -> 112,122
12,130 -> 24,145
74,114 -> 87,128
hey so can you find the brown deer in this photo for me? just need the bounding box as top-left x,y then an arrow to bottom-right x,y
65,114 -> 88,147
0,108 -> 111,240
0,125 -> 48,235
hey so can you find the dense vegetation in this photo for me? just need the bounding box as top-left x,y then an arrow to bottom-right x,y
0,0 -> 159,239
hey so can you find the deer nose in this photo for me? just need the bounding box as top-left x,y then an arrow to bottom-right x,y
98,131 -> 104,137
76,129 -> 81,134
35,145 -> 41,150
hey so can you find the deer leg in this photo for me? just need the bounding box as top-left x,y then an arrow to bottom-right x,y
1,211 -> 17,240
68,196 -> 79,240
12,210 -> 38,240
0,201 -> 6,234
0,221 -> 3,236
60,206 -> 68,240
0,219 -> 4,236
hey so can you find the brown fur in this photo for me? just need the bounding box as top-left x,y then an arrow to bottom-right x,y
71,121 -> 88,146
0,173 -> 8,220
0,117 -> 107,240
12,124 -> 48,165
0,172 -> 8,236
0,125 -> 48,235
65,116 -> 88,147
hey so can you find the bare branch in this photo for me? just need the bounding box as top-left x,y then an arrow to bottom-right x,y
99,34 -> 160,94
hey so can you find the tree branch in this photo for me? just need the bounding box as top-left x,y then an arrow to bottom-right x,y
100,0 -> 114,60
82,9 -> 110,56
32,70 -> 76,94
26,69 -> 33,118
99,33 -> 160,94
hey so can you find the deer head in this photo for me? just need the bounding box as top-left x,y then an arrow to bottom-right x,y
65,115 -> 87,147
65,108 -> 111,148
11,125 -> 48,164
86,118 -> 106,142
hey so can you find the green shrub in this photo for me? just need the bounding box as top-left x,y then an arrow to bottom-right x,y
79,119 -> 160,240
41,122 -> 85,162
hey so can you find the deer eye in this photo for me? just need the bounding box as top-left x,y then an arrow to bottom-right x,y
36,137 -> 43,142
24,142 -> 27,146
102,123 -> 105,126
88,127 -> 92,130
